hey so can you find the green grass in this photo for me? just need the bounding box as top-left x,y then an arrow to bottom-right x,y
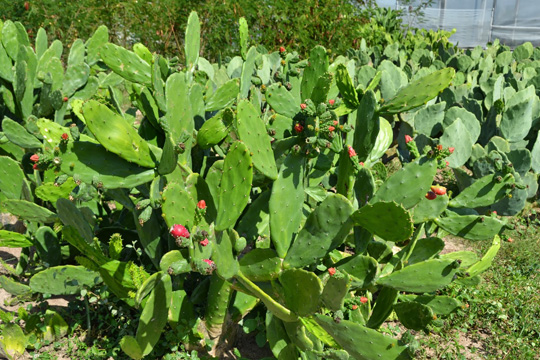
416,211 -> 540,359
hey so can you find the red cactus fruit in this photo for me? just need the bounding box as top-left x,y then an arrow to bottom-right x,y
294,123 -> 303,133
203,259 -> 214,266
329,99 -> 335,106
197,200 -> 206,209
32,163 -> 38,170
449,147 -> 455,154
63,96 -> 68,102
300,103 -> 307,110
405,135 -> 413,143
328,126 -> 335,132
437,144 -> 443,151
24,1 -> 29,10
333,120 -> 338,125
30,154 -> 39,162
430,185 -> 447,196
328,267 -> 336,276
279,46 -> 286,53
61,133 -> 69,141
348,146 -> 356,158
425,191 -> 437,200
359,161 -> 364,166
360,296 -> 368,304
170,224 -> 190,239
492,211 -> 497,215
352,305 -> 358,310
200,238 -> 209,246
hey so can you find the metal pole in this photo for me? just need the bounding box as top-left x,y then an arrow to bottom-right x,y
490,0 -> 498,44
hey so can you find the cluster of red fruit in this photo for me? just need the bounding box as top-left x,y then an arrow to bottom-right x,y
425,185 -> 447,200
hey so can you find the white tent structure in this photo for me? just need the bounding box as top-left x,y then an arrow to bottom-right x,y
376,0 -> 540,48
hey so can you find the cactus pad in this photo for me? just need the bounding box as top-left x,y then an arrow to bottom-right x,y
352,201 -> 413,242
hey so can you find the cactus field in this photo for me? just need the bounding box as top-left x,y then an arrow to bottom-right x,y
0,7 -> 540,360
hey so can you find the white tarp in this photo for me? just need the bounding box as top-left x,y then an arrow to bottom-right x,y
375,0 -> 540,48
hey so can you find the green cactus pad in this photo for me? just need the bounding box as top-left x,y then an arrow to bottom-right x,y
399,294 -> 461,316
236,100 -> 278,180
394,301 -> 434,331
435,214 -> 505,241
0,230 -> 33,248
366,286 -> 398,329
86,25 -> 108,66
35,179 -> 77,206
301,46 -> 329,101
279,268 -> 322,316
0,156 -> 24,201
283,320 -> 314,352
266,83 -> 298,118
449,173 -> 514,208
365,118 -> 393,166
440,118 -> 474,168
335,254 -> 379,289
380,67 -> 455,114
214,141 -> 253,231
321,273 -> 350,311
205,274 -> 233,338
315,314 -> 410,360
205,79 -> 239,111
159,250 -> 191,275
412,193 -> 448,223
162,182 -> 196,230
82,100 -> 155,168
120,336 -> 144,360
29,265 -> 101,295
212,229 -> 239,280
439,250 -> 479,268
0,323 -> 26,359
353,90 -> 379,162
239,248 -> 281,282
352,201 -> 413,242
310,72 -> 333,105
184,11 -> 200,70
197,108 -> 233,149
99,43 -> 151,86
34,226 -> 61,267
0,275 -> 31,296
284,193 -> 354,268
269,153 -> 305,258
165,72 -> 193,165
2,118 -> 42,148
135,273 -> 172,356
377,259 -> 460,293
335,63 -> 359,109
60,142 -> 155,189
237,190 -> 271,244
266,312 -> 292,358
2,199 -> 57,223
500,85 -> 535,142
370,156 -> 437,209
404,237 -> 445,265
467,235 -> 501,277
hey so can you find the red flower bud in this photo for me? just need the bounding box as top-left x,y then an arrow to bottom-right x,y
294,123 -> 304,133
425,191 -> 437,200
197,200 -> 206,209
279,46 -> 286,53
32,163 -> 38,170
405,135 -> 413,143
359,162 -> 364,166
203,259 -> 214,266
300,103 -> 307,110
333,120 -> 338,125
437,144 -> 443,151
170,224 -> 190,239
348,146 -> 356,158
492,211 -> 497,215
430,185 -> 447,196
328,99 -> 335,106
30,154 -> 39,162
507,237 -> 513,243
24,1 -> 29,11
360,296 -> 368,304
446,160 -> 450,167
328,267 -> 336,276
328,126 -> 335,132
449,147 -> 455,154
63,96 -> 68,102
61,133 -> 69,140
352,305 -> 358,310
200,238 -> 209,246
